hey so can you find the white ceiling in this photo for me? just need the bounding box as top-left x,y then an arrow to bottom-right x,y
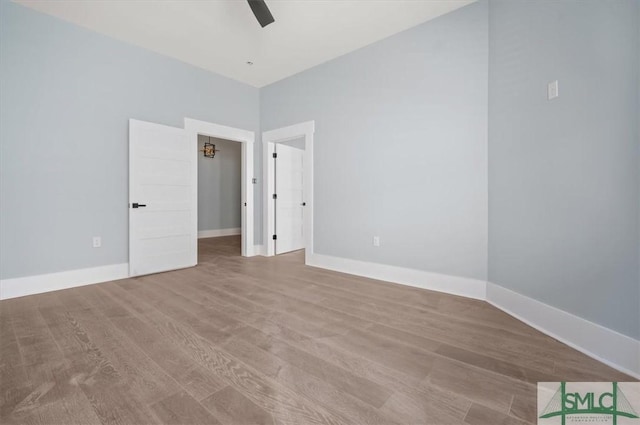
16,0 -> 474,87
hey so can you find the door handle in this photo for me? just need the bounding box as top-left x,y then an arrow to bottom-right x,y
301,202 -> 306,206
132,203 -> 147,208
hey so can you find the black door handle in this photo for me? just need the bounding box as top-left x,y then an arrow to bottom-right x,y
302,202 -> 306,206
132,203 -> 147,208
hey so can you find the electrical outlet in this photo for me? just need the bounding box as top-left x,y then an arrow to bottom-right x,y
92,236 -> 101,248
373,236 -> 380,247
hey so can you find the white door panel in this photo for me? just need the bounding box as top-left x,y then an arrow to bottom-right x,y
129,119 -> 196,277
275,144 -> 304,255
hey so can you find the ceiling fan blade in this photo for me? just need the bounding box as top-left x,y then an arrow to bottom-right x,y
247,0 -> 275,28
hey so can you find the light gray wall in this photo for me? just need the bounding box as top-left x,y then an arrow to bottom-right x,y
261,2 -> 488,281
279,137 -> 305,151
488,0 -> 640,339
0,1 -> 260,279
198,135 -> 242,231
198,136 -> 242,232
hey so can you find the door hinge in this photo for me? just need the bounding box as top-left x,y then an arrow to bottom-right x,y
272,193 -> 277,199
272,152 -> 278,159
272,235 -> 277,240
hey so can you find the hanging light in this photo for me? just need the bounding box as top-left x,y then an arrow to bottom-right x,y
201,136 -> 219,158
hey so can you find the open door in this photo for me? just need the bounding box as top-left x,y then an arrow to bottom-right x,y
263,120 -> 314,260
129,119 -> 196,277
274,144 -> 305,254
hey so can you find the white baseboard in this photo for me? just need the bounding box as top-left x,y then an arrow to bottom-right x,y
0,263 -> 129,301
486,282 -> 640,379
304,254 -> 639,378
306,253 -> 486,300
198,228 -> 241,239
3,254 -> 636,379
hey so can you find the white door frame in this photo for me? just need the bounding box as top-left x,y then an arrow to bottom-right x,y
184,118 -> 255,257
262,121 -> 315,262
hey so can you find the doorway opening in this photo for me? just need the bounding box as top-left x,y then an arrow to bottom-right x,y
197,135 -> 242,262
262,121 -> 315,263
185,118 -> 255,259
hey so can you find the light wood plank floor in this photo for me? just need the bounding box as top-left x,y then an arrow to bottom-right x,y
1,236 -> 634,425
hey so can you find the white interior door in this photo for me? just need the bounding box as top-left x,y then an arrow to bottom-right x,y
129,119 -> 196,276
275,144 -> 304,254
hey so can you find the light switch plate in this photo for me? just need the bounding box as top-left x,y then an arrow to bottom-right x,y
548,80 -> 559,100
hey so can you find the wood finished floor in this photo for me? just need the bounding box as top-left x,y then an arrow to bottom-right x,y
1,236 -> 634,425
